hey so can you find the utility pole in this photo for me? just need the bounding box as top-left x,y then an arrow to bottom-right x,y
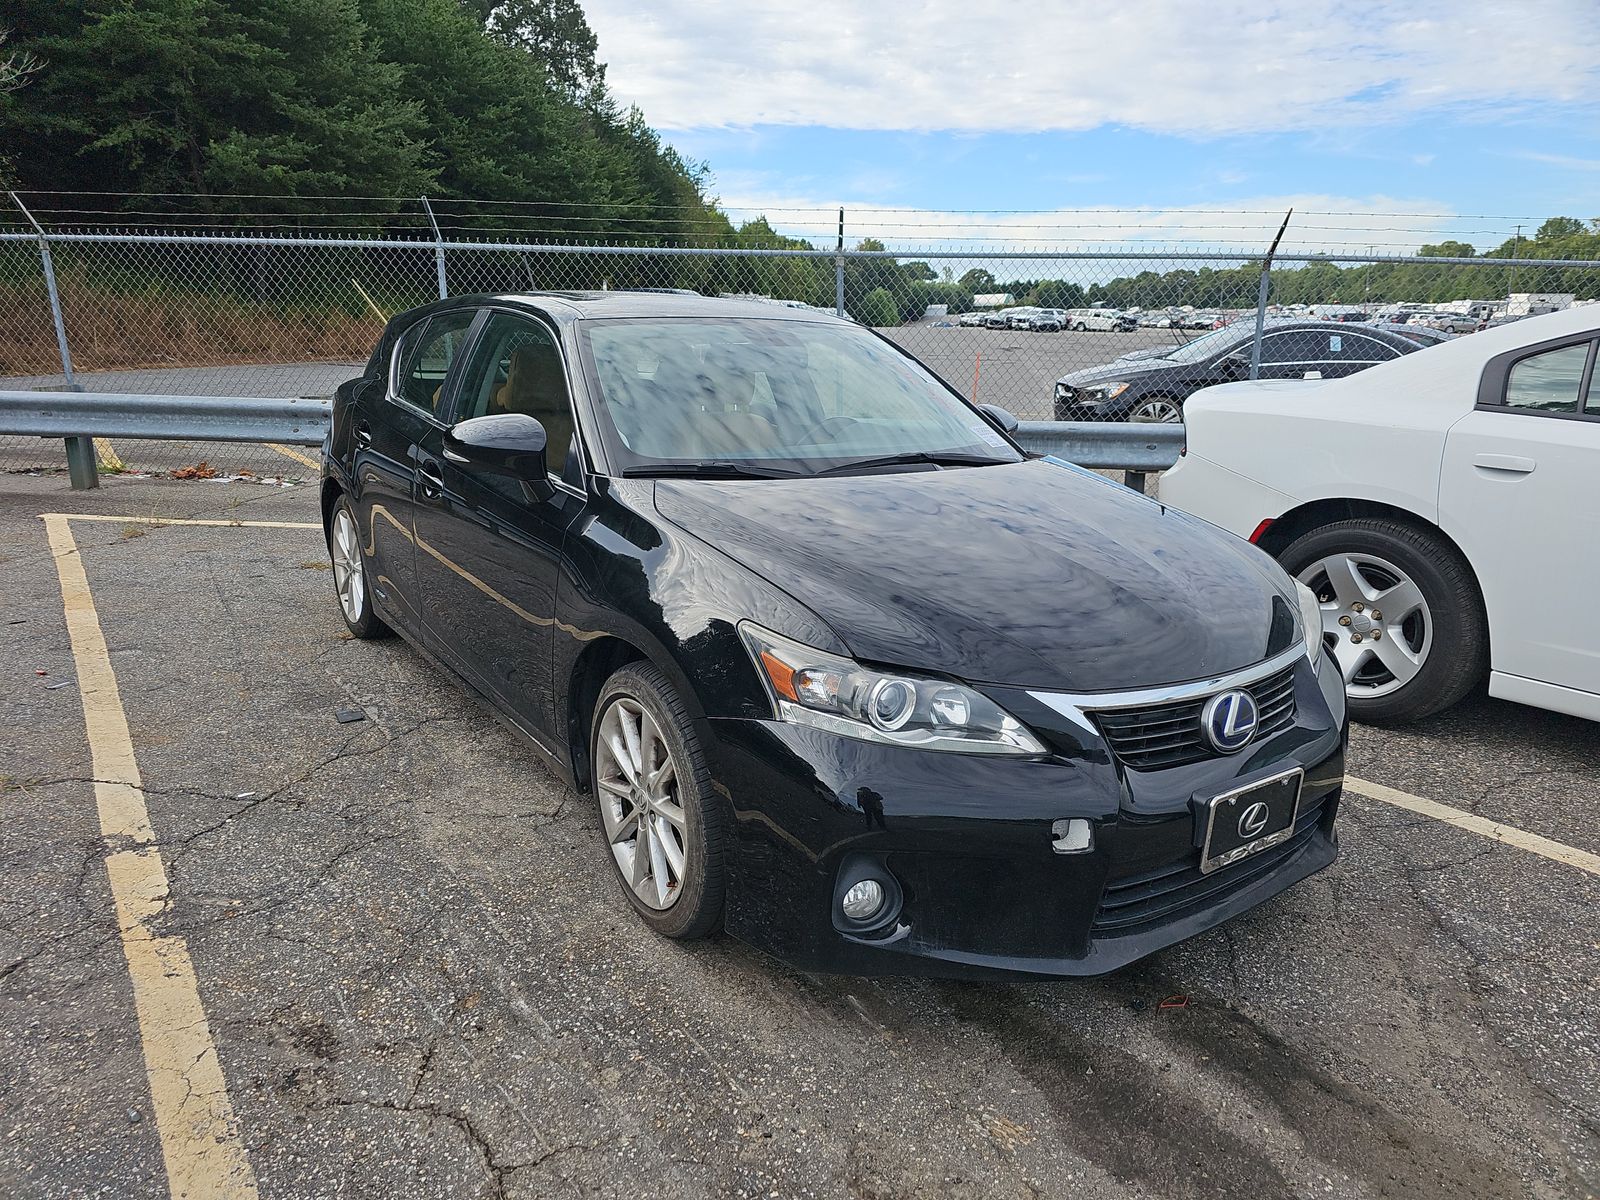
1509,224 -> 1522,297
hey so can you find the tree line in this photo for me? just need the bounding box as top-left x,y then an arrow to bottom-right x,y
1,4 -> 1593,320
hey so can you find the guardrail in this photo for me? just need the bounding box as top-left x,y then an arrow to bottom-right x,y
1012,421 -> 1184,493
0,391 -> 331,489
0,390 -> 1182,492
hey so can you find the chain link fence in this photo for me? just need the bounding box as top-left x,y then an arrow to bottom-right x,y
4,195 -> 1598,479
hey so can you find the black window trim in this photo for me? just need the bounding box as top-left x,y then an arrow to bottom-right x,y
386,307 -> 484,427
1475,331 -> 1600,423
443,302 -> 592,498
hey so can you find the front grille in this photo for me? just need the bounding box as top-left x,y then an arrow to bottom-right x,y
1092,664 -> 1297,770
1091,793 -> 1330,938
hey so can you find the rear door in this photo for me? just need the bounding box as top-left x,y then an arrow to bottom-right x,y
412,309 -> 586,740
351,308 -> 477,633
1440,334 -> 1600,695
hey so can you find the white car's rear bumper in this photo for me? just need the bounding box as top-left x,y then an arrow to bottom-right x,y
1160,453 -> 1300,541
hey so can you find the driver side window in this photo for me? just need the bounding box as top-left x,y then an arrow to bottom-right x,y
455,312 -> 576,478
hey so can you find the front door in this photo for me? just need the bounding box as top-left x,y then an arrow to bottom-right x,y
413,309 -> 585,740
1440,335 -> 1600,697
352,308 -> 476,633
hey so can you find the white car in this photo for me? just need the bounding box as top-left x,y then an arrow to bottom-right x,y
1162,305 -> 1600,725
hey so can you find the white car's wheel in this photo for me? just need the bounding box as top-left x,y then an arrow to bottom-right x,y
1279,519 -> 1486,723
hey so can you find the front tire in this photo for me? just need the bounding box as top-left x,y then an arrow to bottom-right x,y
1127,396 -> 1183,423
328,499 -> 389,639
1277,518 -> 1486,724
591,663 -> 726,939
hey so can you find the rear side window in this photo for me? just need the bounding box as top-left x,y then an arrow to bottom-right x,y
1503,342 -> 1593,414
393,310 -> 477,415
1332,334 -> 1403,363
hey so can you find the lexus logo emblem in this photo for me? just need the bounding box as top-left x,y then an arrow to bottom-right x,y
1201,689 -> 1260,752
1237,801 -> 1271,840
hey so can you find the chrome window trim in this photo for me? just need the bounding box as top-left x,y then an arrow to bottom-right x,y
1026,644 -> 1305,734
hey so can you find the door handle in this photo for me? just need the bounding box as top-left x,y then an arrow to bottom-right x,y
417,459 -> 444,500
1473,453 -> 1536,476
354,421 -> 373,446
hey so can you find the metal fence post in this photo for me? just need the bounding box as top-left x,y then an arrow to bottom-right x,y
9,191 -> 95,488
422,195 -> 448,299
834,207 -> 845,317
1248,209 -> 1293,382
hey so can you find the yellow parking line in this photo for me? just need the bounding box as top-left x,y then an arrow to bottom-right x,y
266,443 -> 320,471
42,515 -> 261,1200
41,512 -> 320,530
1346,775 -> 1600,879
93,437 -> 124,471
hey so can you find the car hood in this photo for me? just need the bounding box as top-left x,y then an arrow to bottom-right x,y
652,459 -> 1299,692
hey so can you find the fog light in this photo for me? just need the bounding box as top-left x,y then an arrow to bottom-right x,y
1051,818 -> 1093,854
840,879 -> 886,921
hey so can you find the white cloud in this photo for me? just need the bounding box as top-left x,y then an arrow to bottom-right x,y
709,190 -> 1488,257
1514,150 -> 1600,170
582,1 -> 1600,136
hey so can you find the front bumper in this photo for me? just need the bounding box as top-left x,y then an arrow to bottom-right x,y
707,653 -> 1346,979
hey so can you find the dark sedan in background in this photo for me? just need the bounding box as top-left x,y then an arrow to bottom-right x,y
323,291 -> 1346,979
1054,319 -> 1426,422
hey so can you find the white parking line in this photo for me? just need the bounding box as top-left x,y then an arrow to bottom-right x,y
43,514 -> 260,1200
1346,776 -> 1600,879
42,512 -> 320,530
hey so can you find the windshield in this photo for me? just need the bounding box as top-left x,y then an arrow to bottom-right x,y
579,317 -> 1022,474
1159,324 -> 1251,364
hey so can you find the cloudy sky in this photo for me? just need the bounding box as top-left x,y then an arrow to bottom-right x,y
581,1 -> 1600,253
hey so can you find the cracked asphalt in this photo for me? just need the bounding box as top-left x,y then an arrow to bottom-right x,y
1,470 -> 1596,1200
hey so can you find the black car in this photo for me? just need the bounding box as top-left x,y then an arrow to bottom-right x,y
1053,319 -> 1425,422
322,292 -> 1347,979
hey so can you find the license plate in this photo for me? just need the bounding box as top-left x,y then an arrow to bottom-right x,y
1200,768 -> 1303,874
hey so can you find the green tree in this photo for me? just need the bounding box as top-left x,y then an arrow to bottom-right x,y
482,0 -> 604,99
0,0 -> 432,201
1419,240 -> 1475,258
857,287 -> 899,328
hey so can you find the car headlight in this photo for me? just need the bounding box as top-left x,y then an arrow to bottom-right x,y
1078,381 -> 1131,404
1294,580 -> 1324,672
739,623 -> 1046,755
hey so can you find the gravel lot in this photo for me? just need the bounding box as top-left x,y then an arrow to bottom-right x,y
1,472 -> 1596,1200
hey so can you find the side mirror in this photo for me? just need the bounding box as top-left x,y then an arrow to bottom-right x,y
444,413 -> 548,479
976,403 -> 1019,434
1215,355 -> 1248,380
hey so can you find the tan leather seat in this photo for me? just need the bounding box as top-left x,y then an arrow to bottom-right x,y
490,345 -> 575,475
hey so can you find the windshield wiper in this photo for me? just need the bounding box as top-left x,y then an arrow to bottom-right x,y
620,460 -> 803,479
814,450 -> 1007,476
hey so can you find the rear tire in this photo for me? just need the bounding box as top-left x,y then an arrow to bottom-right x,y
328,499 -> 389,639
1277,518 -> 1486,724
591,662 -> 726,939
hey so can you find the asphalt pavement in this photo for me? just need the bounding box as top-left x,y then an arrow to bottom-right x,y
1,471 -> 1595,1200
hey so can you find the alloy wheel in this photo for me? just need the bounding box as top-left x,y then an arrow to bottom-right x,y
1298,552 -> 1432,698
1129,398 -> 1182,423
595,696 -> 689,910
330,507 -> 365,624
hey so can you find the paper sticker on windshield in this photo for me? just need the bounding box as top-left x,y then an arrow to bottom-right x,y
970,425 -> 1008,447
1329,335 -> 1342,351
